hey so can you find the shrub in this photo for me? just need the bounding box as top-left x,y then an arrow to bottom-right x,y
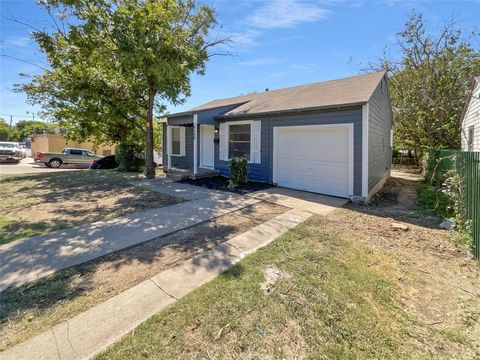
416,183 -> 453,219
228,157 -> 247,187
116,141 -> 145,172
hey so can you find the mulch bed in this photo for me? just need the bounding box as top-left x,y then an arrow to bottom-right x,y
179,175 -> 274,195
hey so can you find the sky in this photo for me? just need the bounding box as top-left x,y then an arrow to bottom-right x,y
0,0 -> 479,124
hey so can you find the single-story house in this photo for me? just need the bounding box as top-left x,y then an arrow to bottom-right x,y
162,70 -> 393,202
460,76 -> 480,152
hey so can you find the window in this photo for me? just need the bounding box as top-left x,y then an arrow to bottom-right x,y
169,126 -> 185,156
468,126 -> 474,151
69,149 -> 82,155
219,121 -> 261,164
172,127 -> 181,155
82,150 -> 95,157
229,124 -> 251,160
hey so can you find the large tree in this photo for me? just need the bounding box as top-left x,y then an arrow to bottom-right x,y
19,0 -> 223,177
374,12 -> 480,157
15,120 -> 56,139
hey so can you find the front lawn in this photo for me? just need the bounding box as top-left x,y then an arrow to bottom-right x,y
0,202 -> 286,351
97,174 -> 480,359
0,171 -> 181,245
98,215 -> 415,359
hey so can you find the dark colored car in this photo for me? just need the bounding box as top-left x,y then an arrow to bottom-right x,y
90,155 -> 119,170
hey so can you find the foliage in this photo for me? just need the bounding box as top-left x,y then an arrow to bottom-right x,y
441,166 -> 471,233
0,118 -> 58,141
228,157 -> 248,188
416,183 -> 453,219
115,141 -> 145,172
18,0 -> 225,178
372,11 -> 480,157
15,120 -> 56,139
0,118 -> 16,141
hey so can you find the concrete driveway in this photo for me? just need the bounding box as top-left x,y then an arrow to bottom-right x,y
249,187 -> 347,215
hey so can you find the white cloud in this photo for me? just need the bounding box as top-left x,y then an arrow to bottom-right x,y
228,29 -> 261,48
247,0 -> 328,29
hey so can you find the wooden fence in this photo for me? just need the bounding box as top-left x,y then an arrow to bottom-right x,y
426,150 -> 480,260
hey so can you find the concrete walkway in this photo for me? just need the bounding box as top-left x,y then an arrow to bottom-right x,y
249,187 -> 347,215
0,190 -> 261,292
132,177 -> 225,201
1,209 -> 313,360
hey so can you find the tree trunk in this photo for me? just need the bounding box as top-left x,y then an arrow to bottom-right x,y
144,88 -> 156,178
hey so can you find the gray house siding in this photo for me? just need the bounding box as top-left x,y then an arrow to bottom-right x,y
214,119 -> 270,182
215,107 -> 363,196
367,76 -> 392,192
162,124 -> 195,170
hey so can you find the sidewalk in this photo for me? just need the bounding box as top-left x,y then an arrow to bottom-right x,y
0,190 -> 261,292
1,209 -> 312,360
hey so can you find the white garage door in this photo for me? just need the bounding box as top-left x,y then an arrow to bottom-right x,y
273,125 -> 353,198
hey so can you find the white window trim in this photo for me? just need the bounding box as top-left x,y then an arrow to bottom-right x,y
224,120 -> 258,163
169,126 -> 185,157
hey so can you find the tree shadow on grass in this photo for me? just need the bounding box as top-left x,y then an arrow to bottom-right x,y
0,222 -> 237,337
0,171 -> 180,245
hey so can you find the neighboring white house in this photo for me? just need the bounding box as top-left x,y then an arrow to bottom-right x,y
460,76 -> 480,152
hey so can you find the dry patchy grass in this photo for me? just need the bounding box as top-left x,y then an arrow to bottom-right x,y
0,202 -> 287,350
0,171 -> 180,244
96,172 -> 480,359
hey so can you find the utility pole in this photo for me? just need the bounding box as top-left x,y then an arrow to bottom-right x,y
7,115 -> 13,141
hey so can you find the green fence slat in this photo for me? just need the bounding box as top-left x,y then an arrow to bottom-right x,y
429,149 -> 480,260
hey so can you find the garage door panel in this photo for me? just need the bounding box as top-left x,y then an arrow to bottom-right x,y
277,131 -> 348,161
274,125 -> 352,198
276,159 -> 348,177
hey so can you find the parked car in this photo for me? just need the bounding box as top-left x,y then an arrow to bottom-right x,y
0,142 -> 23,163
90,155 -> 119,170
35,148 -> 102,168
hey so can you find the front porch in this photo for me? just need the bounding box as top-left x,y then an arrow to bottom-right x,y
165,167 -> 219,181
164,114 -> 217,177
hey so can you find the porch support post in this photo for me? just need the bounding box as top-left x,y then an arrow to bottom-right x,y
193,114 -> 198,175
166,123 -> 172,170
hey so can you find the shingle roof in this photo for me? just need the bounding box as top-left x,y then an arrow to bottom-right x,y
181,70 -> 386,118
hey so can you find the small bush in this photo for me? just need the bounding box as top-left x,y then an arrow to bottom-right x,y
416,183 -> 453,219
116,142 -> 145,172
228,157 -> 247,187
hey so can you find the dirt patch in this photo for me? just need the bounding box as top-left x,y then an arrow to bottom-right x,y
260,267 -> 291,295
179,175 -> 273,194
0,201 -> 287,351
326,170 -> 480,358
0,171 -> 181,244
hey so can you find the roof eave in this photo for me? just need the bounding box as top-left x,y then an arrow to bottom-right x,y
215,102 -> 367,120
166,111 -> 195,119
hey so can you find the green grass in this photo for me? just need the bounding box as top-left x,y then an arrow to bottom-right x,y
97,217 -> 424,360
416,183 -> 453,219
